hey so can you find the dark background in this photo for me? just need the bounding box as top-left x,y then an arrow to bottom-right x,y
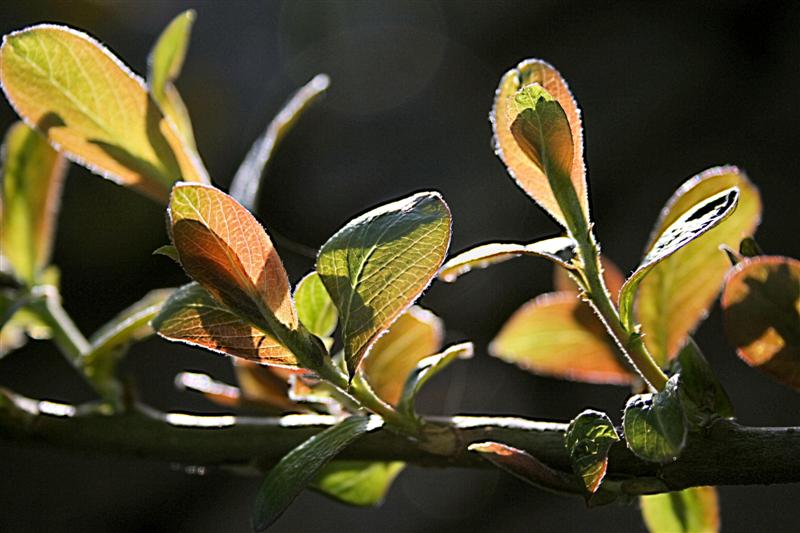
1,1 -> 799,531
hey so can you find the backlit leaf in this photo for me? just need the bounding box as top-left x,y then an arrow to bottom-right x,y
619,187 -> 740,331
175,371 -> 241,408
490,292 -> 634,385
230,74 -> 330,212
641,486 -> 720,533
253,415 -> 378,531
674,338 -> 733,428
362,306 -> 443,405
1,122 -> 66,285
565,410 -> 620,493
316,192 -> 451,377
0,24 -> 207,202
313,460 -> 404,507
438,236 -> 576,283
721,256 -> 800,389
554,257 -> 625,305
396,342 -> 473,417
235,362 -> 304,412
294,271 -> 337,340
636,167 -> 761,364
623,375 -> 687,463
492,59 -> 588,228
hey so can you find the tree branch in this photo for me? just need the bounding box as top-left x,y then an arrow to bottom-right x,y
1,390 -> 798,494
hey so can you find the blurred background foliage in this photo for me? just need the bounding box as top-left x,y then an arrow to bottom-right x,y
0,1 -> 798,531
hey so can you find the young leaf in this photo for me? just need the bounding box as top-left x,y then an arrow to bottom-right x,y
252,415 -> 378,531
175,371 -> 242,408
490,292 -> 635,385
619,187 -> 740,331
492,59 -> 588,228
234,362 -> 304,411
739,236 -> 763,258
229,74 -> 330,212
316,192 -> 451,377
153,283 -> 297,367
0,289 -> 52,356
623,376 -> 687,463
641,486 -> 720,533
636,167 -> 761,364
674,338 -> 734,428
294,271 -> 338,340
721,256 -> 800,389
362,306 -> 443,405
396,342 -> 473,417
1,122 -> 67,285
438,236 -> 576,283
313,460 -> 404,507
565,410 -> 620,493
553,257 -> 625,304
0,24 -> 207,202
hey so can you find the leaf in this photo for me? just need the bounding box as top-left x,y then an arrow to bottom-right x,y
619,187 -> 740,332
153,283 -> 297,367
313,460 -> 404,507
641,486 -> 720,533
316,192 -> 451,377
167,183 -> 322,368
739,236 -> 763,258
674,338 -> 734,428
294,271 -> 337,340
636,167 -> 761,364
1,122 -> 67,285
396,342 -> 473,417
492,59 -> 588,228
468,441 -> 582,494
565,410 -> 621,493
490,292 -> 634,385
362,306 -> 443,405
438,236 -> 576,283
721,256 -> 800,389
252,415 -> 378,531
153,244 -> 179,263
229,74 -> 330,212
235,362 -> 304,412
175,371 -> 241,408
0,288 -> 51,356
0,24 -> 207,202
623,375 -> 687,463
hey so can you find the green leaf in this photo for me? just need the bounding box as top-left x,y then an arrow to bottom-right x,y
641,486 -> 720,533
316,192 -> 451,377
0,288 -> 50,356
721,255 -> 800,389
294,271 -> 337,340
674,338 -> 734,428
396,342 -> 473,417
490,292 -> 634,385
153,244 -> 179,263
252,415 -> 377,531
229,74 -> 330,212
313,460 -> 404,507
1,122 -> 67,285
0,24 -> 207,202
636,168 -> 761,364
492,59 -> 588,229
619,187 -> 740,332
438,236 -> 576,283
738,236 -> 763,258
565,410 -> 620,493
623,375 -> 687,463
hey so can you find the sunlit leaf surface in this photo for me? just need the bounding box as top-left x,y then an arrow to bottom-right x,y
565,410 -> 620,493
0,122 -> 66,284
0,24 -> 206,201
641,486 -> 720,533
721,256 -> 800,389
674,338 -> 733,427
313,460 -> 404,507
637,167 -> 761,364
623,376 -> 686,463
317,192 -> 451,376
396,342 -> 473,417
492,59 -> 588,228
294,271 -> 337,340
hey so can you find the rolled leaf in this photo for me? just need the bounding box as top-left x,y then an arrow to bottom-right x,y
565,410 -> 620,493
316,192 -> 451,377
396,342 -> 473,417
492,59 -> 588,228
623,375 -> 687,463
313,460 -> 404,507
721,255 -> 800,389
641,486 -> 720,533
636,167 -> 761,364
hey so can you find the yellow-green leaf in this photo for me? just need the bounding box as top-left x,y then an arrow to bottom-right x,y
316,192 -> 451,377
362,306 -> 443,405
0,122 -> 67,285
721,255 -> 800,389
396,342 -> 473,417
637,167 -> 761,364
641,487 -> 720,533
313,460 -> 404,507
0,24 -> 207,202
438,236 -> 576,283
490,292 -> 634,385
294,271 -> 337,340
492,59 -> 588,228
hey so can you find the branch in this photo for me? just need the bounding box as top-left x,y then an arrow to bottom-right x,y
1,390 -> 798,493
